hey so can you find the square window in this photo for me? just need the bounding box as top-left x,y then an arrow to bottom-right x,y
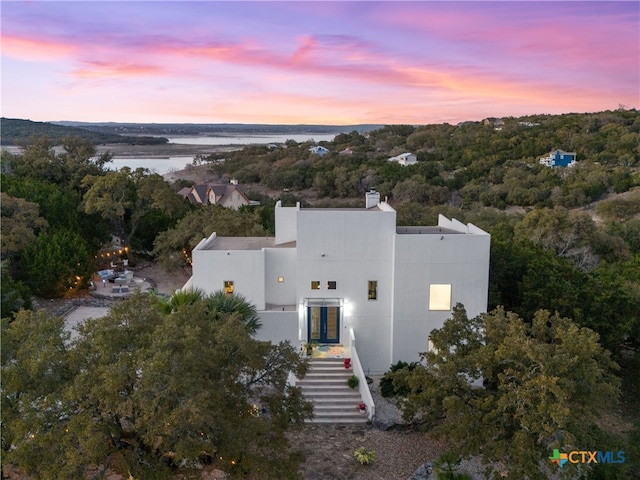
327,281 -> 337,290
429,284 -> 451,310
224,280 -> 234,295
278,276 -> 284,283
311,281 -> 320,290
368,281 -> 378,300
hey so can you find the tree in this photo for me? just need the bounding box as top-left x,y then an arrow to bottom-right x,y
21,228 -> 95,298
392,305 -> 620,480
2,293 -> 312,479
0,193 -> 48,260
0,261 -> 32,318
153,205 -> 268,270
82,168 -> 188,247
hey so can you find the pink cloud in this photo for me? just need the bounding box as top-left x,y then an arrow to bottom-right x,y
71,60 -> 165,79
1,34 -> 77,61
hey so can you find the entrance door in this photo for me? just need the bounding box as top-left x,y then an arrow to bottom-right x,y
308,306 -> 340,343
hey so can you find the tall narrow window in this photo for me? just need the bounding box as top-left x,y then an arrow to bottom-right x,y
429,284 -> 451,310
368,281 -> 378,300
311,281 -> 320,290
224,281 -> 234,295
327,281 -> 337,290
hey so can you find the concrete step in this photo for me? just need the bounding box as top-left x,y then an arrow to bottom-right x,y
300,357 -> 366,424
306,414 -> 368,424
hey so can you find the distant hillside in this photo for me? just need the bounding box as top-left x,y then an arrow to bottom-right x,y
0,118 -> 169,146
52,121 -> 383,136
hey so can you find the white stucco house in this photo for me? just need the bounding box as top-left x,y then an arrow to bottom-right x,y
387,152 -> 417,166
184,191 -> 490,374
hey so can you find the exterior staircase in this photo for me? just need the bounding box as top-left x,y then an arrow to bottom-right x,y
297,357 -> 368,424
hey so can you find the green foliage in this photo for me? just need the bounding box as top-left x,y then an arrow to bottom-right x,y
153,205 -> 268,270
379,360 -> 420,397
433,451 -> 473,480
392,304 -> 620,480
353,447 -> 376,465
0,261 -> 32,317
2,294 -> 312,479
347,374 -> 359,389
22,228 -> 95,298
83,168 -> 189,247
0,192 -> 48,259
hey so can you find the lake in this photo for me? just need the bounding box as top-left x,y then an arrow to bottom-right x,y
165,133 -> 337,145
107,133 -> 337,173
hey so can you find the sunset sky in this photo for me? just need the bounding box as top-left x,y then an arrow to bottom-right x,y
2,1 -> 638,125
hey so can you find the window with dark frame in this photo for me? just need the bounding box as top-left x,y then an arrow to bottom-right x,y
368,280 -> 377,300
311,281 -> 320,290
327,281 -> 337,290
224,280 -> 234,295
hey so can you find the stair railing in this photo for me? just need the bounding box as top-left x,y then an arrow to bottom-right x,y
349,328 -> 375,420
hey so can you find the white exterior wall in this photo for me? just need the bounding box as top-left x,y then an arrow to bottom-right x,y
264,247 -> 297,306
188,202 -> 490,375
390,230 -> 490,366
191,248 -> 266,310
295,208 -> 396,372
275,202 -> 299,244
254,311 -> 298,345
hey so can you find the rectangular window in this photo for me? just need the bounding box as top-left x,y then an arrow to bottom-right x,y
327,281 -> 337,290
311,281 -> 320,290
368,281 -> 378,300
278,276 -> 284,283
224,281 -> 234,295
429,284 -> 451,310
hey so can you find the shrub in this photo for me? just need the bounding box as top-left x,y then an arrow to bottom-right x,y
347,374 -> 359,389
380,360 -> 420,397
354,447 -> 376,465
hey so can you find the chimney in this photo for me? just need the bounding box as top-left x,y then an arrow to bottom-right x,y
365,189 -> 380,209
230,178 -> 238,185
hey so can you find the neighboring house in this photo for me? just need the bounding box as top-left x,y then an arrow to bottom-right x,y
387,152 -> 417,166
178,180 -> 253,209
483,117 -> 504,127
309,145 -> 330,156
339,147 -> 354,155
539,149 -> 577,167
185,190 -> 490,374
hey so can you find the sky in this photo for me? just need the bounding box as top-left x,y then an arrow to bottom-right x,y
1,1 -> 639,125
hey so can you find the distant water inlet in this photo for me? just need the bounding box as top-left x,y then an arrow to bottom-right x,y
166,133 -> 337,145
107,133 -> 338,174
107,156 -> 196,174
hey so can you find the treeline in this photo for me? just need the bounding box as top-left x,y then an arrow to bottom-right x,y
0,136 -> 190,306
204,109 -> 639,210
0,117 -> 168,146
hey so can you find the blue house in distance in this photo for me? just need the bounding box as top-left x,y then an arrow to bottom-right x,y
539,149 -> 577,167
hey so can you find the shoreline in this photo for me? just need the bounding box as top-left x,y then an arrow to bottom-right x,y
96,143 -> 241,157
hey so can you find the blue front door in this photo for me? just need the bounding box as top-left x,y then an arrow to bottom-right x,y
308,306 -> 340,343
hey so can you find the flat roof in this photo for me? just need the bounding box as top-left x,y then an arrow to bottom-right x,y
202,237 -> 296,251
396,226 -> 463,235
303,205 -> 383,212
